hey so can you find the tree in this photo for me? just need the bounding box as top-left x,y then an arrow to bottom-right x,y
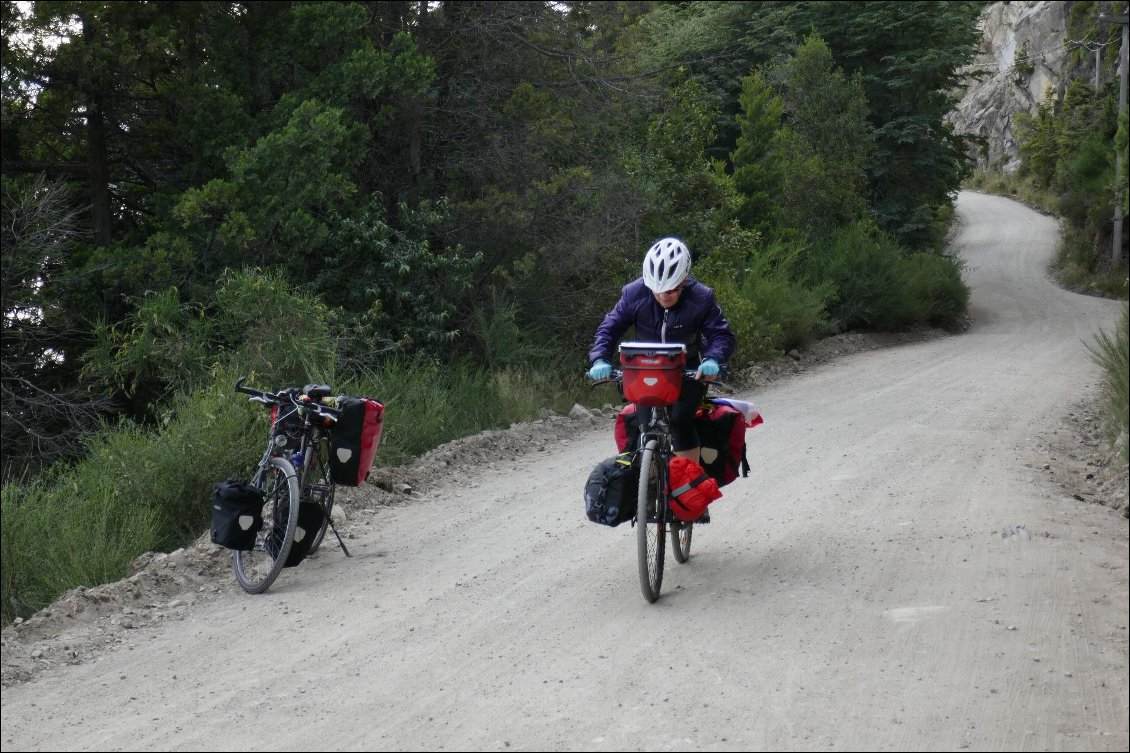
0,175 -> 115,480
731,71 -> 787,237
627,0 -> 984,249
769,33 -> 872,238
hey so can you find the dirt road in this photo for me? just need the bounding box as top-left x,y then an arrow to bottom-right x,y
2,191 -> 1127,751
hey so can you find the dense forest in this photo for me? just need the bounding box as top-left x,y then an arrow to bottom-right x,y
2,1 -> 987,622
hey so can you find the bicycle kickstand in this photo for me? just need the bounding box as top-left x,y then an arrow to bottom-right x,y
328,518 -> 352,557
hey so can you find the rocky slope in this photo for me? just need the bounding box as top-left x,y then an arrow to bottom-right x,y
949,1 -> 1074,171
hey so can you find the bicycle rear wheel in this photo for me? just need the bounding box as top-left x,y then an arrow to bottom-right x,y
303,440 -> 336,556
671,519 -> 693,563
637,439 -> 666,603
233,456 -> 299,594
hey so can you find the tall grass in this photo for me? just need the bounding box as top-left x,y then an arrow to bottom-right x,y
1,472 -> 164,624
0,359 -> 590,624
1086,305 -> 1130,465
342,356 -> 590,467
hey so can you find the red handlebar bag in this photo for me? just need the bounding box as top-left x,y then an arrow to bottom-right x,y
619,342 -> 686,407
329,397 -> 385,486
667,457 -> 722,522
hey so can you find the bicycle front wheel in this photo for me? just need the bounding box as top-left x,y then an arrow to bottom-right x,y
233,456 -> 299,594
637,439 -> 666,603
671,519 -> 693,563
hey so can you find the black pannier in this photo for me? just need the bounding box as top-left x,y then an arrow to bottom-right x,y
329,397 -> 385,486
267,499 -> 326,567
584,453 -> 639,527
210,479 -> 265,550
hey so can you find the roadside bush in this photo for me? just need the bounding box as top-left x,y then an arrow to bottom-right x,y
1086,305 -> 1129,464
0,370 -> 268,624
903,252 -> 969,331
85,267 -> 338,409
697,231 -> 830,363
805,222 -> 925,331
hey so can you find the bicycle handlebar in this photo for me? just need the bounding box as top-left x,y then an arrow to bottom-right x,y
590,367 -> 730,386
234,376 -> 343,420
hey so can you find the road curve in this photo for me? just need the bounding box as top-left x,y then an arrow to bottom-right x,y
1,191 -> 1127,752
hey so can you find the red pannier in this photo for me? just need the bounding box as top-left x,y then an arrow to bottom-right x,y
618,342 -> 686,407
694,399 -> 757,487
667,457 -> 722,521
329,397 -> 385,486
615,398 -> 762,488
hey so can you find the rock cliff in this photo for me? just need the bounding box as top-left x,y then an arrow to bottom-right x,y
950,1 -> 1075,171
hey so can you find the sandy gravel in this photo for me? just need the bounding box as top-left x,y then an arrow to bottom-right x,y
1,191 -> 1127,752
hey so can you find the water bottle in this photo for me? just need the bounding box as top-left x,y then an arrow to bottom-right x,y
291,452 -> 303,470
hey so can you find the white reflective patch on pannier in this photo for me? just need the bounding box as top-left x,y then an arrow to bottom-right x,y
238,515 -> 255,531
336,447 -> 353,463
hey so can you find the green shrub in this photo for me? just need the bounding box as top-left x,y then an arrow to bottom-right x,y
903,252 -> 970,331
806,222 -> 925,331
0,369 -> 267,624
85,267 -> 339,408
1086,305 -> 1129,464
697,232 -> 830,363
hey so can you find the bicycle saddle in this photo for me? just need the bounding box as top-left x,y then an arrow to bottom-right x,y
302,383 -> 333,400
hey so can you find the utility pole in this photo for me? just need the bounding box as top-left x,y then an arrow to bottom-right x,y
1099,7 -> 1128,269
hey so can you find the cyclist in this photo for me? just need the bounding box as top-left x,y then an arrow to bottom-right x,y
587,237 -> 737,467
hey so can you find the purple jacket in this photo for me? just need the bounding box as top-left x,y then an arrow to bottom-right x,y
588,277 -> 736,368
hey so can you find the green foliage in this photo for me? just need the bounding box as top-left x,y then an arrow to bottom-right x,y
1016,92 -> 1062,188
902,252 -> 970,331
0,371 -> 263,624
1,473 -> 164,625
635,1 -> 984,248
768,34 -> 873,238
806,221 -> 936,332
732,71 -> 787,236
1016,74 -> 1125,275
1056,135 -> 1115,231
469,291 -> 560,371
696,227 -> 831,362
1086,306 -> 1129,464
316,197 -> 480,357
1013,41 -> 1035,77
630,77 -> 735,252
1120,108 -> 1129,218
84,268 -> 338,404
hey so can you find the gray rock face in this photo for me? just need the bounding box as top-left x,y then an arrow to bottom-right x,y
949,1 -> 1071,172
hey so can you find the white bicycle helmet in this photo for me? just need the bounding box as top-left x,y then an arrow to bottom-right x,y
642,237 -> 692,293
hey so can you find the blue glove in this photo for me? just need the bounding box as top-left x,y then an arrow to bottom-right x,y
588,359 -> 612,380
697,358 -> 720,378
